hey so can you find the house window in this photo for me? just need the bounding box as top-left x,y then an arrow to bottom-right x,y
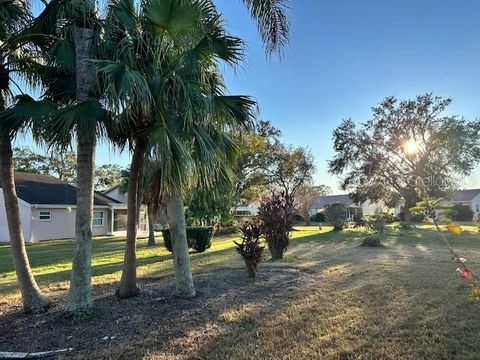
93,211 -> 104,227
235,210 -> 252,216
477,205 -> 479,213
38,211 -> 51,222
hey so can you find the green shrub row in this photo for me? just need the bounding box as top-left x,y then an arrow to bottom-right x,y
162,227 -> 214,253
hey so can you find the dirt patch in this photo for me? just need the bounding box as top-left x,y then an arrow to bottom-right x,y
0,265 -> 315,359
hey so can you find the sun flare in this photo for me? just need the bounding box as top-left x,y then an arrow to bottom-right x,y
404,140 -> 419,155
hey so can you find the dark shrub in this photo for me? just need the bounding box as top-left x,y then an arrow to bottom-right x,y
293,213 -> 305,223
399,210 -> 424,223
162,226 -> 214,253
310,212 -> 326,223
214,226 -> 238,236
190,227 -> 214,253
162,229 -> 173,252
382,212 -> 396,224
353,214 -> 366,228
361,236 -> 383,247
257,194 -> 294,261
365,215 -> 386,234
234,221 -> 265,277
451,204 -> 474,222
324,203 -> 347,231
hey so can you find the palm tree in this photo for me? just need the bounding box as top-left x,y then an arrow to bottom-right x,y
25,0 -> 109,312
97,0 -> 256,298
0,0 -> 51,313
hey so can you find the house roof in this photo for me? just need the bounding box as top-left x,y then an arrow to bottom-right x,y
452,189 -> 480,203
0,172 -> 120,206
103,185 -> 120,195
311,194 -> 356,209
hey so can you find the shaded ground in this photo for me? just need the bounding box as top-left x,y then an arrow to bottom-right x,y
1,226 -> 480,359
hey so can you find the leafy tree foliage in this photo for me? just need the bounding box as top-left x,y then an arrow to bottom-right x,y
233,120 -> 281,205
13,147 -> 123,189
266,144 -> 315,203
294,184 -> 331,225
94,164 -> 123,191
330,94 -> 480,218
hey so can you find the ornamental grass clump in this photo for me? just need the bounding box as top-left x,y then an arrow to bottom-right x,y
257,194 -> 294,260
234,221 -> 265,277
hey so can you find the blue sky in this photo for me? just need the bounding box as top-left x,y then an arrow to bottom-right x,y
21,0 -> 480,191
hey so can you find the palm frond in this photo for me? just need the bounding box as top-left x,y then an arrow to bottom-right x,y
241,0 -> 290,56
0,95 -> 57,138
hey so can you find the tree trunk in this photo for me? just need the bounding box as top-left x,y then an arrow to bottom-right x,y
147,202 -> 156,246
0,135 -> 50,313
304,211 -> 311,226
166,191 -> 196,298
116,138 -> 146,298
66,25 -> 96,313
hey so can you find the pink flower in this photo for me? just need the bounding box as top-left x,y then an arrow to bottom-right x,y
457,267 -> 474,282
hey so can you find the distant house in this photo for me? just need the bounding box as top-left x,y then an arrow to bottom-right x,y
310,194 -> 381,220
0,172 -> 146,243
234,201 -> 259,217
449,189 -> 480,220
393,189 -> 480,220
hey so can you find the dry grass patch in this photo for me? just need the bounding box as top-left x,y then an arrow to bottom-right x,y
1,226 -> 480,359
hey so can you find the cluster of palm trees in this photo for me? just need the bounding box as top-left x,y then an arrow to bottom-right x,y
0,0 -> 289,314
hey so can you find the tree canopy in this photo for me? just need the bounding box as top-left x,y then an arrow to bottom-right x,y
329,94 -> 480,212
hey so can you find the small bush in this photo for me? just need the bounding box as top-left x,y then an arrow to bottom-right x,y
257,194 -> 294,260
353,214 -> 366,228
361,236 -> 383,247
451,204 -> 474,222
324,203 -> 347,231
365,215 -> 386,234
399,210 -> 424,223
382,212 -> 396,224
162,226 -> 214,253
234,221 -> 265,277
310,212 -> 326,223
214,225 -> 238,236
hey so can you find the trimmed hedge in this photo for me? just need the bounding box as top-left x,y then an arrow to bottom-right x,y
162,226 -> 214,253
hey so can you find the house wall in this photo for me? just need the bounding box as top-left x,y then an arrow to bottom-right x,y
30,207 -> 111,242
0,189 -> 32,243
470,194 -> 480,220
234,202 -> 259,216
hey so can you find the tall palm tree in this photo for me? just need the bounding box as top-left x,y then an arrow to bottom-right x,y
97,0 -> 255,298
0,0 -> 51,313
25,0 -> 109,312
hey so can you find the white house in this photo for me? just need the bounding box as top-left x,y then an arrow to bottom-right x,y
309,194 -> 383,220
0,172 -> 146,243
449,189 -> 480,220
233,201 -> 259,216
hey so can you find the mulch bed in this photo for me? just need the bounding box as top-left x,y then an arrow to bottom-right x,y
0,265 -> 316,359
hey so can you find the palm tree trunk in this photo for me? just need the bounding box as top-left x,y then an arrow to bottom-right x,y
166,191 -> 196,298
147,202 -> 156,246
0,134 -> 50,313
66,24 -> 96,313
117,138 -> 146,298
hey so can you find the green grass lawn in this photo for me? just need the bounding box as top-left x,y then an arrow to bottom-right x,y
2,224 -> 480,359
1,224 -> 479,301
0,226 -> 325,301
